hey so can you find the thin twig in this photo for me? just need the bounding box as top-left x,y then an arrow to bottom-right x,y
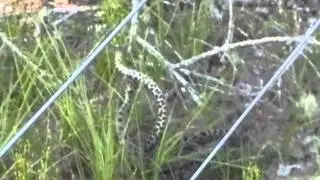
172,36 -> 320,69
220,0 -> 234,64
135,36 -> 203,105
178,68 -> 232,89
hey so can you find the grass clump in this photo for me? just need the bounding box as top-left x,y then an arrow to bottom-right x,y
1,0 -> 320,179
295,92 -> 318,121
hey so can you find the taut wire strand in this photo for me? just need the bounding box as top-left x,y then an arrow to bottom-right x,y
189,19 -> 320,180
0,0 -> 149,158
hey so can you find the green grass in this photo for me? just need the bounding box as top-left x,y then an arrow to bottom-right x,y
1,0 -> 320,179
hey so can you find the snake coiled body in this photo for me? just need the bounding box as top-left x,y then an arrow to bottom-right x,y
115,51 -> 167,153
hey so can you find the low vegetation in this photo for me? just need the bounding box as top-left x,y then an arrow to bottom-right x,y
0,0 -> 320,179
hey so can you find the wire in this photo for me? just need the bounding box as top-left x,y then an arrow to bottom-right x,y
189,19 -> 320,180
0,0 -> 149,158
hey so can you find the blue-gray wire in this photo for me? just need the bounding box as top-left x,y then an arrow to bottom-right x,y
190,19 -> 320,180
0,0 -> 149,157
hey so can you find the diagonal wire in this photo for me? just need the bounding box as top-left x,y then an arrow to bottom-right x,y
190,19 -> 320,180
0,0 -> 149,158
